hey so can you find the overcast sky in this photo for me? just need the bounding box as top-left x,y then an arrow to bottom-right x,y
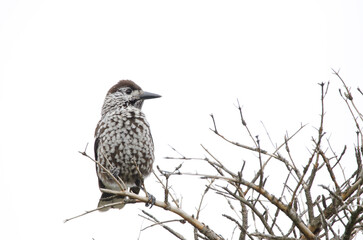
1,1 -> 362,239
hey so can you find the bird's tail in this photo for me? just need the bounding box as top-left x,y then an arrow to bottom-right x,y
97,192 -> 125,211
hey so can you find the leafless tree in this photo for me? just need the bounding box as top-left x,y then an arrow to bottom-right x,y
66,70 -> 363,240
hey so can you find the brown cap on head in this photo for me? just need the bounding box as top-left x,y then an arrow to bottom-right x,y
108,80 -> 142,94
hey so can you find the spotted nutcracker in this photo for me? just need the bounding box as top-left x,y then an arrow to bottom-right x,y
94,80 -> 160,210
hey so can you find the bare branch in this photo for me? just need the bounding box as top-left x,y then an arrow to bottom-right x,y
140,210 -> 187,240
342,206 -> 363,240
319,150 -> 341,193
223,186 -> 274,235
210,113 -> 218,134
196,179 -> 215,220
173,172 -> 315,239
153,169 -> 180,208
250,232 -> 298,240
74,152 -> 225,240
235,99 -> 258,147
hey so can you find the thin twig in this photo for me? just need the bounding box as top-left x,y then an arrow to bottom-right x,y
64,198 -> 136,222
153,169 -> 180,208
210,114 -> 218,134
236,99 -> 258,147
319,150 -> 341,194
223,186 -> 274,235
140,210 -> 187,240
79,148 -> 126,191
222,214 -> 254,240
196,179 -> 215,220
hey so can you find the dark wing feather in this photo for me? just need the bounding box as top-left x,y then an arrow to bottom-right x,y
94,137 -> 99,162
94,137 -> 105,189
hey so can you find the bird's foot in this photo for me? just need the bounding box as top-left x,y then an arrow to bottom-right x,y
145,192 -> 156,208
133,180 -> 155,208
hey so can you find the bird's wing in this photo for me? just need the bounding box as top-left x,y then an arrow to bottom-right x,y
94,137 -> 105,189
94,137 -> 99,162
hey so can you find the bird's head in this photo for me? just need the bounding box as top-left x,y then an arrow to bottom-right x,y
102,80 -> 161,115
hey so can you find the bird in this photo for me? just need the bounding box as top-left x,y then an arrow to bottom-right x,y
94,80 -> 161,211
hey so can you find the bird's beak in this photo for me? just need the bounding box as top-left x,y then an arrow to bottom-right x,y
140,91 -> 161,100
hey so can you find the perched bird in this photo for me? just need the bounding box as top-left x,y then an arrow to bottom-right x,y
94,80 -> 161,211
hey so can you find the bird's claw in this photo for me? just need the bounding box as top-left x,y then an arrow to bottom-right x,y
145,192 -> 156,208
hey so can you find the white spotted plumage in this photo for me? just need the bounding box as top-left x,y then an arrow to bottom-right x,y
95,107 -> 154,190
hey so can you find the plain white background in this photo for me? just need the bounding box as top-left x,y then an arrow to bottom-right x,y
1,1 -> 362,239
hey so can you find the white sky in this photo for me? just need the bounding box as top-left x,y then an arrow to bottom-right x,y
0,1 -> 362,239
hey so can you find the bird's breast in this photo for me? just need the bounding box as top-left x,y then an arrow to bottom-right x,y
95,109 -> 154,185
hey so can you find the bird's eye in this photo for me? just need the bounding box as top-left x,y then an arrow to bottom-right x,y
125,88 -> 132,95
